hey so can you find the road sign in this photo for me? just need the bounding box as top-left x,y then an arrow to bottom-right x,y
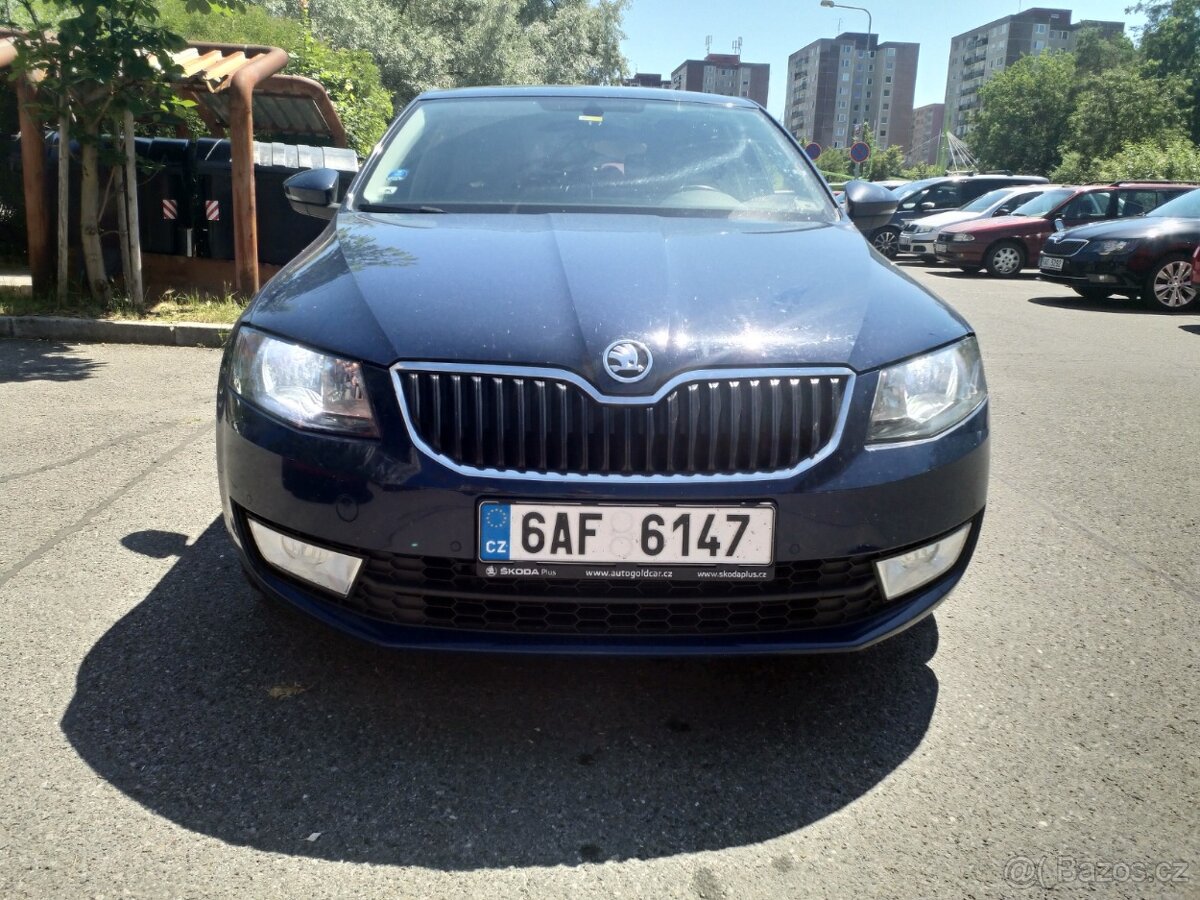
849,141 -> 871,164
804,142 -> 822,161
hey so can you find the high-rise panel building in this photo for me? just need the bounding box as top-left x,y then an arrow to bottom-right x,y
784,33 -> 918,154
670,53 -> 770,107
944,8 -> 1123,138
909,103 -> 945,166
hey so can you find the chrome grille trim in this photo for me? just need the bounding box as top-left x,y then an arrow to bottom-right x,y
390,362 -> 856,483
1041,238 -> 1088,257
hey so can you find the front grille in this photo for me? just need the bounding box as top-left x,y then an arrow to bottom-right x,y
345,552 -> 886,636
1041,238 -> 1088,257
394,366 -> 849,477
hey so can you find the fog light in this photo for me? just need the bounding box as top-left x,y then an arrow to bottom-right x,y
874,524 -> 971,601
248,519 -> 363,597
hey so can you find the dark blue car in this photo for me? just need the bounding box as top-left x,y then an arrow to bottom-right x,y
216,86 -> 989,655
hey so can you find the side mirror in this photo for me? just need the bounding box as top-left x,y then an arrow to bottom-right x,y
994,207 -> 1011,216
284,168 -> 342,219
1053,218 -> 1066,232
843,179 -> 899,234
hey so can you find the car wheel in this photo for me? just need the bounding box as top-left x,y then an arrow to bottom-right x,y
983,241 -> 1025,277
871,227 -> 900,258
1072,286 -> 1113,300
1142,254 -> 1198,311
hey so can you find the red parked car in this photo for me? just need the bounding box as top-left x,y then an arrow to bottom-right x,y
934,183 -> 1196,277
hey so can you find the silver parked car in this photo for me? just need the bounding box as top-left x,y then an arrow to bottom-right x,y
899,185 -> 1057,261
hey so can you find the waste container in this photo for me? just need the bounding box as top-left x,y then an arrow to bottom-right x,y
195,139 -> 359,265
194,138 -> 234,261
136,138 -> 192,255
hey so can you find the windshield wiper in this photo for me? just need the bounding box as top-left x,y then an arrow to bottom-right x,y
359,203 -> 446,214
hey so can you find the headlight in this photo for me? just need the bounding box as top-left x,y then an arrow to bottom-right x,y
950,233 -> 975,242
1095,239 -> 1135,255
229,327 -> 378,437
868,338 -> 987,443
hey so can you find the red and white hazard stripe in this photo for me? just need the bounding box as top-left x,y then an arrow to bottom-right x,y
205,200 -> 220,221
162,198 -> 177,220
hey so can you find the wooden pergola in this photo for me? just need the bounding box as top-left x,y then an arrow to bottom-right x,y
1,37 -> 348,297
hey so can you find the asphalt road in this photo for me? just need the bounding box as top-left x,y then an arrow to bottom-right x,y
1,267 -> 1197,899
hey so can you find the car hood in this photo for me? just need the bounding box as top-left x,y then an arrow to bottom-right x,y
909,210 -> 984,231
246,212 -> 971,389
944,214 -> 1050,237
1050,216 -> 1200,242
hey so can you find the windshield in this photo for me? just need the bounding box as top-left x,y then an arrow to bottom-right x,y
960,188 -> 1017,213
358,95 -> 835,221
892,178 -> 943,203
1010,189 -> 1074,217
1147,187 -> 1200,218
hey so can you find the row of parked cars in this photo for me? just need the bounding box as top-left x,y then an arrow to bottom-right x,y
867,174 -> 1200,312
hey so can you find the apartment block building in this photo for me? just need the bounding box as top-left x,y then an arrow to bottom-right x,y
909,103 -> 945,166
670,53 -> 770,107
944,8 -> 1123,137
784,33 -> 918,153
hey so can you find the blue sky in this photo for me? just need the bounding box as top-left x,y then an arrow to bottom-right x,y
619,1 -> 1146,120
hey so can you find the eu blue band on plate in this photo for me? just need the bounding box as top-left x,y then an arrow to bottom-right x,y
479,502 -> 512,560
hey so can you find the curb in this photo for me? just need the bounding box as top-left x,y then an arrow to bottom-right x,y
0,315 -> 231,348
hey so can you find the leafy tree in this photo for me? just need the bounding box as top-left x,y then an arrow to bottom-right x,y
1072,26 -> 1137,77
1131,0 -> 1200,142
814,146 -> 851,181
1048,151 -> 1099,183
867,144 -> 907,181
900,161 -> 941,180
256,0 -> 628,108
968,51 -> 1076,176
1059,65 -> 1190,163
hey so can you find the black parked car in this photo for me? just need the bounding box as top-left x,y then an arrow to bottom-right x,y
1038,187 -> 1200,311
870,173 -> 1048,258
217,86 -> 989,655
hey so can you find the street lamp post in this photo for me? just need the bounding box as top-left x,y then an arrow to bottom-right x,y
819,0 -> 874,176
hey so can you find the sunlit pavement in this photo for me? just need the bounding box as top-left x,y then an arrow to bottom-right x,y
1,269 -> 1197,898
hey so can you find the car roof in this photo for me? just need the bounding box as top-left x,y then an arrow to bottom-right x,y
412,85 -> 761,109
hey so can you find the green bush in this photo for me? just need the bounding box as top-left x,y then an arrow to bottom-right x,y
1093,137 -> 1200,182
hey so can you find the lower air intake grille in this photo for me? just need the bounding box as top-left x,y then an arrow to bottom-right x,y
344,552 -> 886,636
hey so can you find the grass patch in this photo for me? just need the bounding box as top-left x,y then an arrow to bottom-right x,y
0,288 -> 246,324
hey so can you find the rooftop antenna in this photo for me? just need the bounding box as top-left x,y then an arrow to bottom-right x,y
705,35 -> 712,54
733,37 -> 743,55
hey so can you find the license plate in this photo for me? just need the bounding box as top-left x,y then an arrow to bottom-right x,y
898,237 -> 912,250
934,241 -> 946,253
479,502 -> 774,568
1040,254 -> 1063,270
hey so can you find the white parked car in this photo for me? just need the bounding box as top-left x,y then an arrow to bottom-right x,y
899,185 -> 1057,261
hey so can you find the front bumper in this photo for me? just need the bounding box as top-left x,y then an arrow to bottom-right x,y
1037,253 -> 1144,292
934,240 -> 985,266
217,368 -> 990,655
899,234 -> 937,257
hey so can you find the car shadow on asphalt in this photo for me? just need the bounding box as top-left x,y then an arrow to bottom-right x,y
62,518 -> 939,870
923,269 -> 1041,281
0,339 -> 103,383
1178,324 -> 1200,335
1027,295 -> 1159,315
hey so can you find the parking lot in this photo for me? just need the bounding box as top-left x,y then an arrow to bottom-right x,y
1,267 -> 1197,898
